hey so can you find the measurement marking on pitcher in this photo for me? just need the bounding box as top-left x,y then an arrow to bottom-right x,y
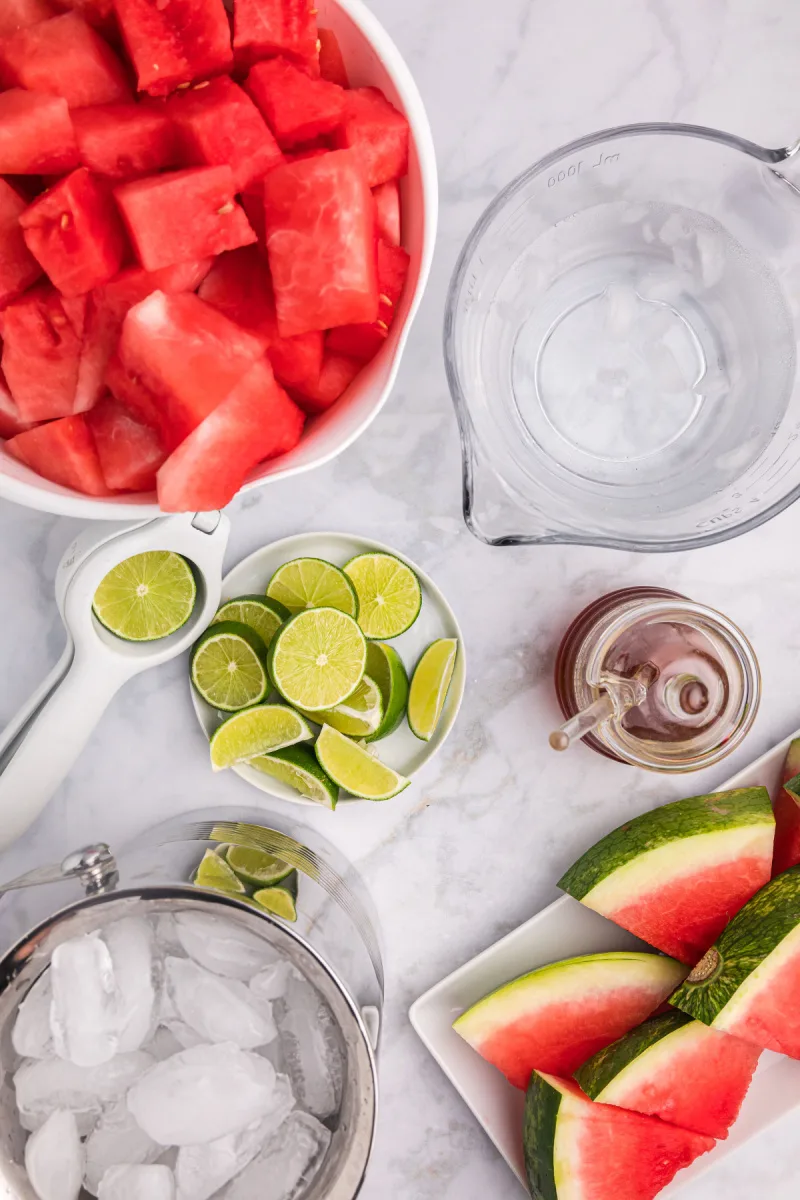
547,151 -> 621,187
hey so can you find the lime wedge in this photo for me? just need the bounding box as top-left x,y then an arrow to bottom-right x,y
314,724 -> 410,800
343,552 -> 421,639
212,595 -> 289,650
365,642 -> 409,742
267,557 -> 358,617
268,607 -> 366,711
93,551 -> 196,642
253,883 -> 298,922
408,638 -> 458,741
210,704 -> 313,770
191,621 -> 268,712
225,845 -> 293,886
193,849 -> 246,893
298,674 -> 383,737
251,744 -> 339,809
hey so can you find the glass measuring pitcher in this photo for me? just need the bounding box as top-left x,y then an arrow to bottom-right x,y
445,123 -> 800,550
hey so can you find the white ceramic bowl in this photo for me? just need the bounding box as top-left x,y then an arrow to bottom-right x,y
0,0 -> 438,519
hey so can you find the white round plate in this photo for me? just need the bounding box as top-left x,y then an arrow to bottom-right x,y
190,531 -> 466,806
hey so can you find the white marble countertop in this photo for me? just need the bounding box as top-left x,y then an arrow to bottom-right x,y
3,0 -> 800,1195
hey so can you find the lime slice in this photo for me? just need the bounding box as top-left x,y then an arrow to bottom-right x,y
266,558 -> 358,617
193,849 -> 246,893
314,724 -> 410,800
225,845 -> 293,887
268,607 -> 366,711
253,883 -> 298,922
251,744 -> 339,809
210,704 -> 312,770
93,551 -> 196,642
298,674 -> 383,737
408,638 -> 459,741
365,642 -> 409,742
191,621 -> 268,712
343,553 -> 421,639
212,595 -> 289,650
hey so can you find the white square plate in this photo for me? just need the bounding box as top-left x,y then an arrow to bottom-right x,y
410,732 -> 800,1196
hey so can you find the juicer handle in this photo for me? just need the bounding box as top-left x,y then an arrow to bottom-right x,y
0,654 -> 126,851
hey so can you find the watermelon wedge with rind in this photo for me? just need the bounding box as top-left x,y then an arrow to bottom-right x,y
452,951 -> 687,1090
558,788 -> 775,965
772,739 -> 800,877
670,864 -> 800,1058
574,1010 -> 761,1139
523,1071 -> 714,1200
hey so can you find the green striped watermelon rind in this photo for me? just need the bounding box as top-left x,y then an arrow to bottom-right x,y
785,772 -> 800,802
558,788 -> 773,899
671,864 -> 800,1025
574,1011 -> 693,1100
523,1072 -> 562,1200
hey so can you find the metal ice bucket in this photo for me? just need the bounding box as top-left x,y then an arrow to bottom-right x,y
0,810 -> 382,1200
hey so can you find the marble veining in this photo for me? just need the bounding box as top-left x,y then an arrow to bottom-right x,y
3,0 -> 800,1195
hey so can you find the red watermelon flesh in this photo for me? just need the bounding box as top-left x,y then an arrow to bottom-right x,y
327,240 -> 409,362
233,0 -> 318,69
317,28 -> 348,88
6,412 -> 111,495
0,0 -> 57,36
0,90 -> 79,176
1,284 -> 85,420
333,87 -> 409,187
51,0 -> 116,38
772,741 -> 800,877
0,373 -> 35,438
157,356 -> 304,511
263,149 -> 379,337
168,76 -> 284,193
245,57 -> 345,149
115,166 -> 256,273
0,178 -> 43,308
20,167 -> 127,298
87,393 -> 165,491
240,189 -> 267,251
292,352 -> 360,413
373,180 -> 400,246
118,290 -> 264,446
104,351 -> 163,431
524,1072 -> 714,1200
114,0 -> 233,97
0,13 -> 132,107
72,104 -> 177,181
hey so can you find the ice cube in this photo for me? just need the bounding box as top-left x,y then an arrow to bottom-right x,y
174,912 -> 277,980
98,1165 -> 175,1200
50,934 -> 119,1067
153,915 -> 183,955
161,1020 -> 207,1051
84,1102 -> 161,1196
165,958 -> 276,1050
104,918 -> 158,1053
13,971 -> 53,1060
249,962 -> 296,1004
15,1053 -> 154,1135
127,1044 -> 280,1145
276,974 -> 343,1121
24,1109 -> 84,1200
225,1112 -> 331,1200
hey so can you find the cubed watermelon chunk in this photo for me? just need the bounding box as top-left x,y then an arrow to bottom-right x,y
118,290 -> 265,446
0,90 -> 79,175
327,240 -> 409,361
245,56 -> 345,149
20,167 -> 127,297
0,178 -> 43,308
75,258 -> 212,412
51,0 -> 115,36
72,104 -> 177,181
263,149 -> 378,336
284,142 -> 330,164
0,372 -> 35,438
373,180 -> 400,246
0,13 -> 132,107
168,76 -> 283,192
86,393 -> 165,491
1,284 -> 85,420
292,352 -> 360,413
114,0 -> 233,96
157,357 -> 304,511
240,188 -> 267,251
115,166 -> 256,272
104,351 -> 163,430
317,28 -> 348,88
333,87 -> 409,186
197,246 -> 323,390
0,0 -> 56,36
233,0 -> 318,68
5,412 -> 111,494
